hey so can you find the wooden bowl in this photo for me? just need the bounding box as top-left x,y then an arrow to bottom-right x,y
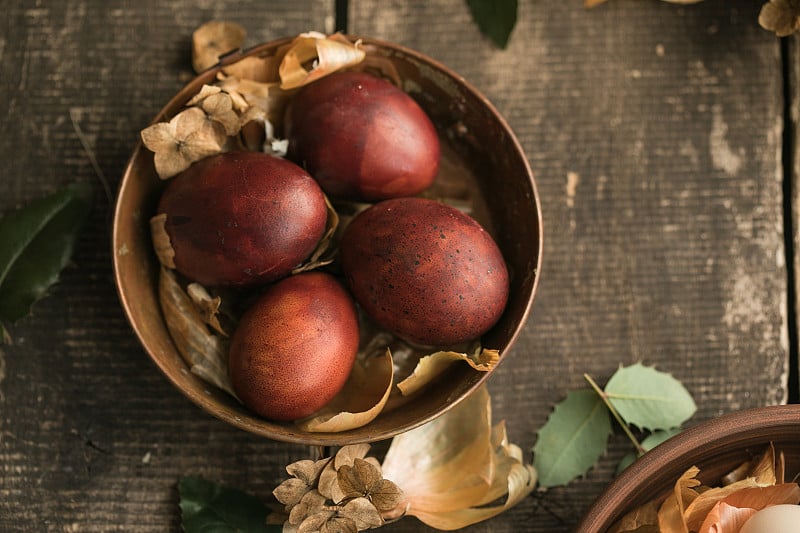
111,37 -> 542,445
576,404 -> 800,532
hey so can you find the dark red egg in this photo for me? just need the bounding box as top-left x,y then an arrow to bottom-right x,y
284,71 -> 440,201
228,272 -> 360,421
339,197 -> 509,346
156,151 -> 328,288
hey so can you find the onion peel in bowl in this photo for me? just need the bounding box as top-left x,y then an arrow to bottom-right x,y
611,443 -> 800,533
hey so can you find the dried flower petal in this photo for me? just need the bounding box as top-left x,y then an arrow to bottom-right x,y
339,497 -> 383,530
279,32 -> 366,90
289,458 -> 333,486
396,346 -> 499,396
141,107 -> 225,179
759,0 -> 800,36
335,444 -> 372,469
186,84 -> 223,106
274,478 -> 314,511
290,490 -> 328,526
274,457 -> 332,512
337,458 -> 396,506
192,20 -> 246,73
198,92 -> 240,136
217,75 -> 289,128
300,512 -> 357,533
318,444 -> 380,503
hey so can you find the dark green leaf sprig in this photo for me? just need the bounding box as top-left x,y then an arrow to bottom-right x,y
180,476 -> 281,533
533,363 -> 697,488
0,182 -> 93,343
464,0 -> 518,49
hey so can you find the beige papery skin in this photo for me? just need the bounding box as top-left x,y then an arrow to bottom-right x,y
380,385 -> 537,531
613,444 -> 800,533
279,32 -> 366,90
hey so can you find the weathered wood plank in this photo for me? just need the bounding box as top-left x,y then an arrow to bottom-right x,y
0,1 -> 333,531
790,34 -> 800,405
350,1 -> 786,531
0,1 -> 788,532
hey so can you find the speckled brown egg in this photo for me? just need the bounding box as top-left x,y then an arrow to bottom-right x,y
227,272 -> 360,421
156,151 -> 328,288
284,71 -> 440,201
339,197 -> 509,346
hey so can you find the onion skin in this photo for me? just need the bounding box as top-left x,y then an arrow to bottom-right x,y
228,272 -> 360,421
339,197 -> 509,346
156,151 -> 328,288
284,71 -> 440,201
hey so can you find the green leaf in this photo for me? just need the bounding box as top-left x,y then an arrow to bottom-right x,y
605,363 -> 697,431
533,389 -> 613,488
616,428 -> 682,475
179,476 -> 280,533
0,182 -> 93,330
465,0 -> 518,49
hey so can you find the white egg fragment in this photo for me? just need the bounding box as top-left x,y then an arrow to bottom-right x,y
740,504 -> 800,533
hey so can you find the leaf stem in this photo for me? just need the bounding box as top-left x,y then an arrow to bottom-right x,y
583,373 -> 645,455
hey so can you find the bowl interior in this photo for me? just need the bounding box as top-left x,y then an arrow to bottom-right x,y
576,404 -> 800,532
112,36 -> 543,445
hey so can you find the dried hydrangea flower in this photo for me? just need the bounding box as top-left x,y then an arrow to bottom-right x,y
759,0 -> 800,36
288,490 -> 327,526
272,444 -> 402,532
140,107 -> 225,179
192,20 -> 246,73
273,458 -> 332,512
337,458 -> 403,513
187,85 -> 240,136
319,444 -> 380,504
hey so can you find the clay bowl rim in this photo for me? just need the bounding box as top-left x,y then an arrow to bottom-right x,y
111,35 -> 543,445
576,403 -> 800,532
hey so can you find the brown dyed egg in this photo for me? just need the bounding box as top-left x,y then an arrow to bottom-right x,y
156,151 -> 328,288
227,272 -> 360,421
284,71 -> 440,201
339,197 -> 509,346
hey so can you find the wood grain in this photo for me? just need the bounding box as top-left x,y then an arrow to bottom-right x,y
350,1 -> 787,531
0,1 -> 333,531
0,0 -> 790,532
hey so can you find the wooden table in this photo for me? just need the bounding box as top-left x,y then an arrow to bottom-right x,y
1,0 -> 795,531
